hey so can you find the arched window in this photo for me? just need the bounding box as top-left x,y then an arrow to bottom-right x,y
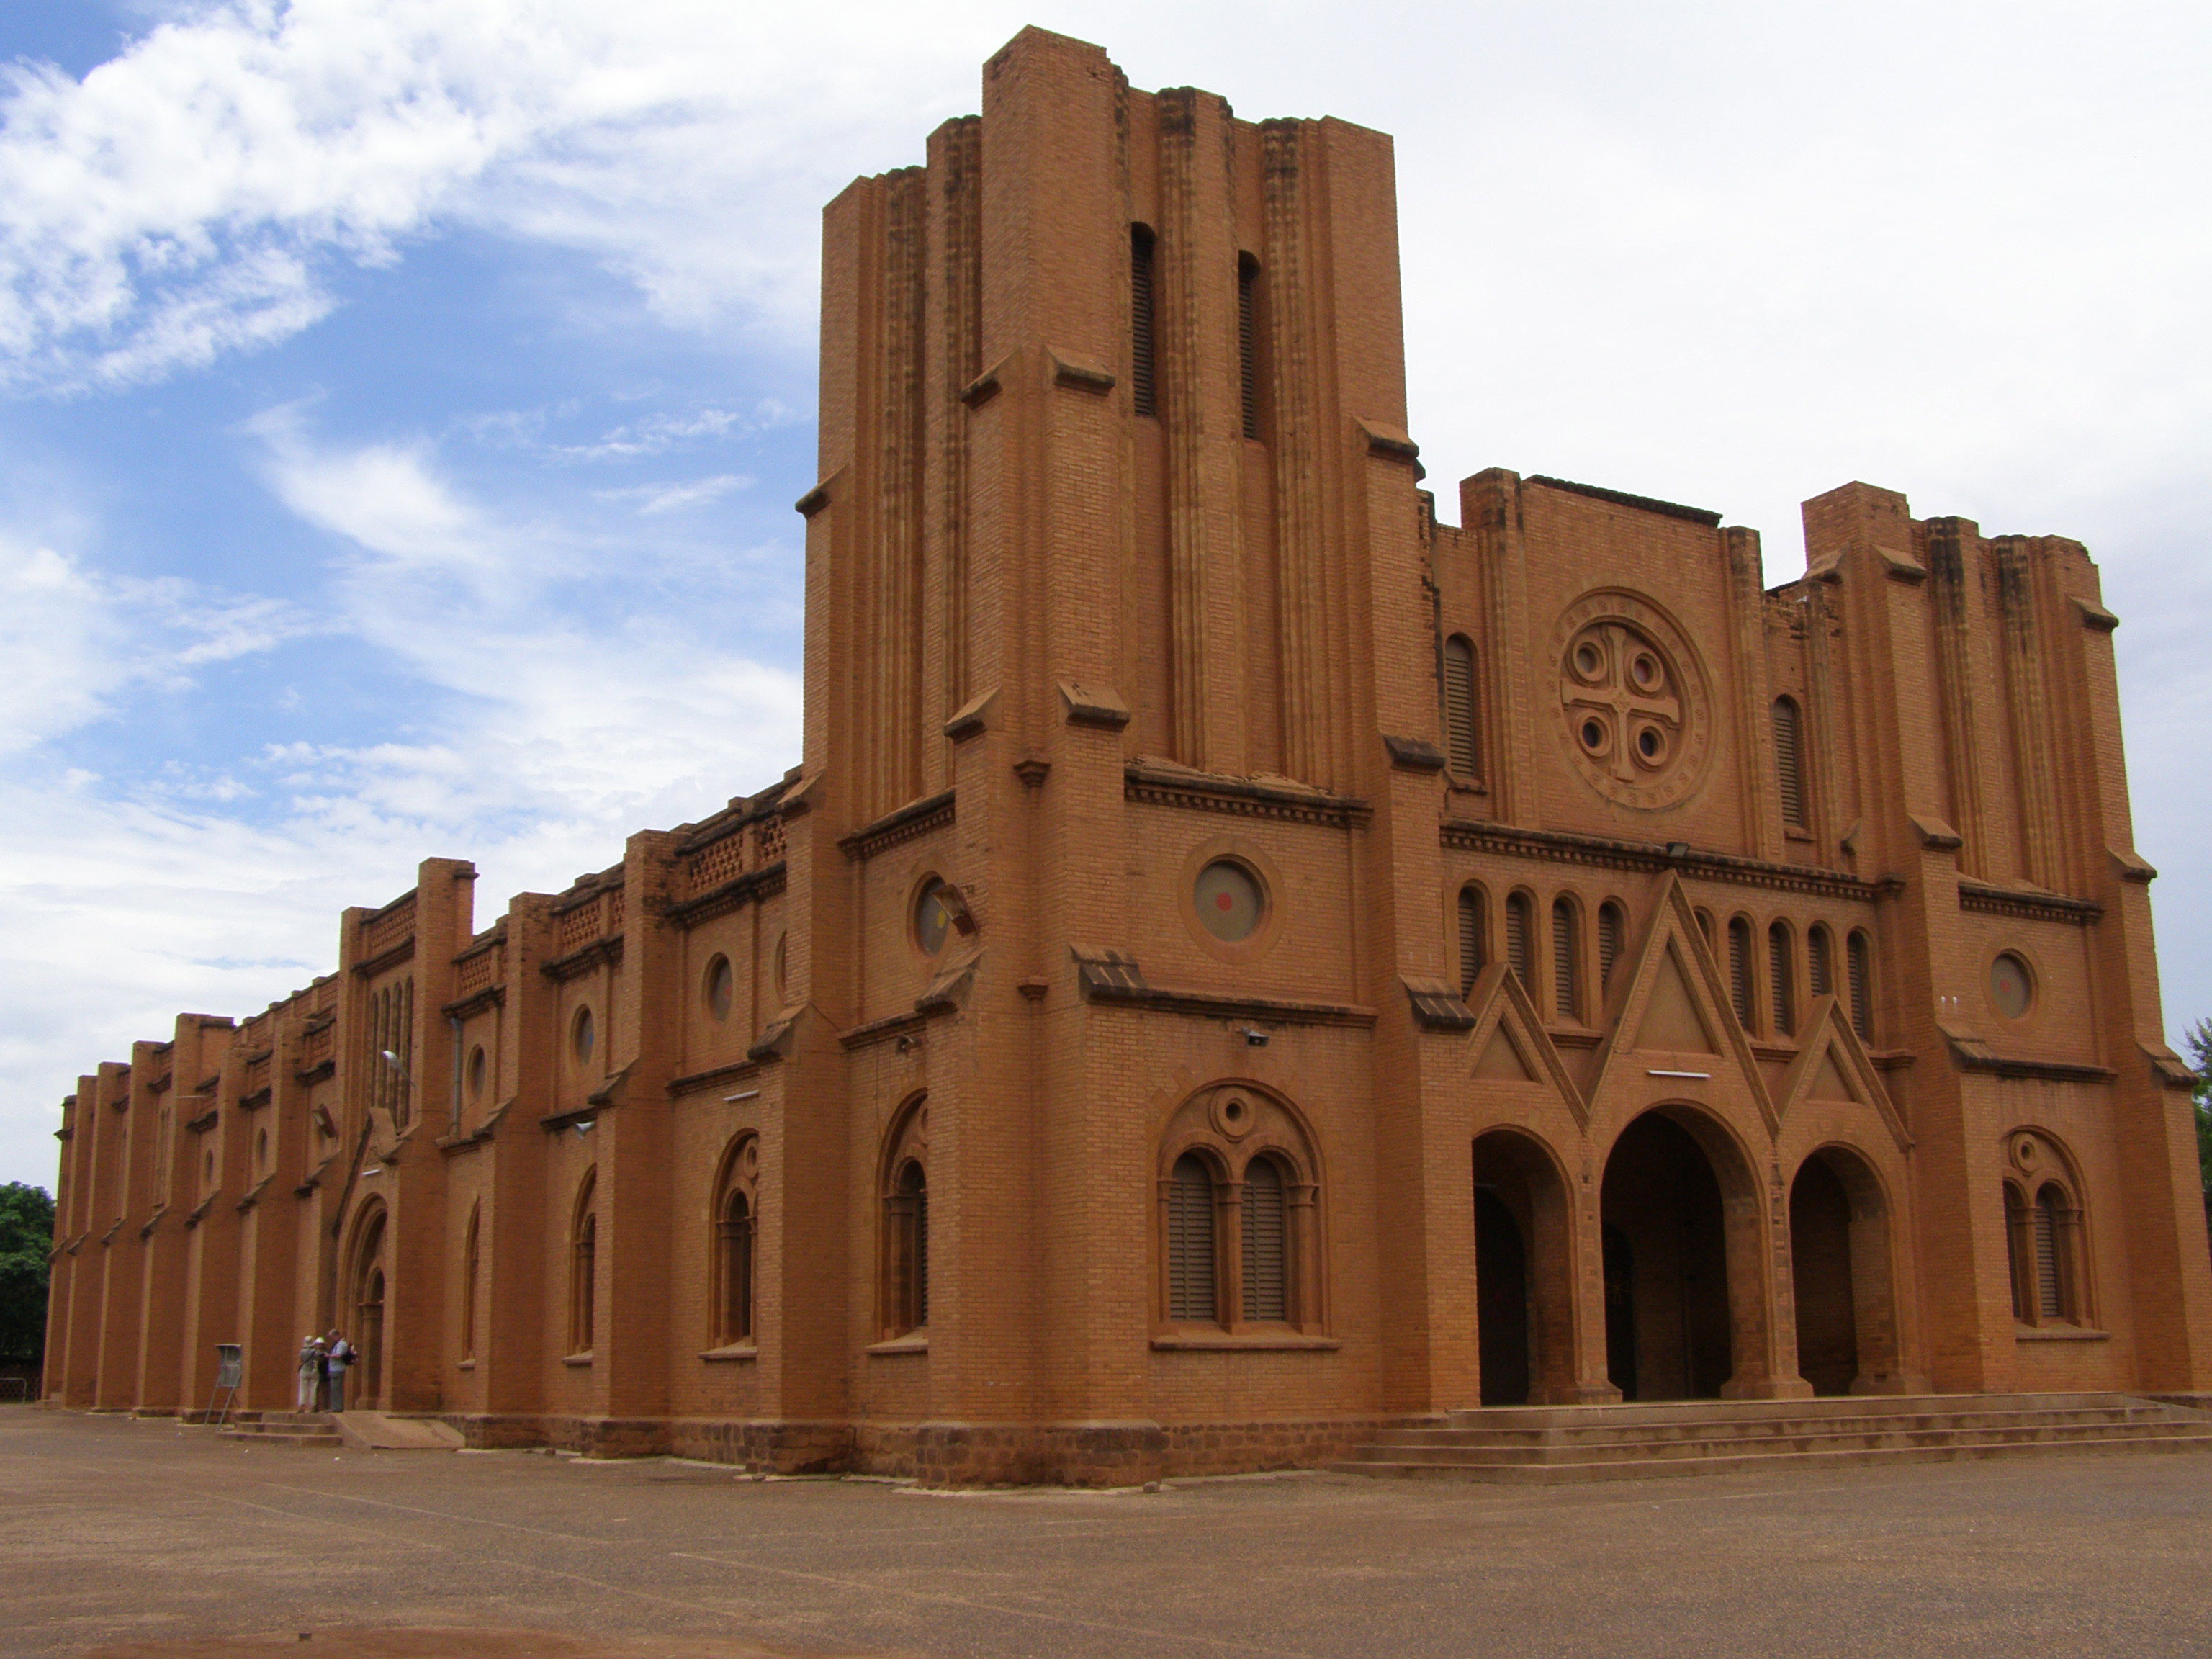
1457,884 -> 1487,997
2034,1184 -> 2076,1322
1236,253 -> 1261,440
1773,696 -> 1807,829
461,1202 -> 480,1362
1847,930 -> 1874,1040
1695,907 -> 1716,952
1505,892 -> 1534,987
1159,1085 -> 1321,1334
569,1172 -> 597,1356
1808,924 -> 1835,1000
1167,1154 -> 1218,1323
1598,901 -> 1626,991
1241,1156 -> 1288,1322
1552,896 -> 1581,1022
1130,225 -> 1157,418
1727,917 -> 1755,1030
714,1133 -> 760,1347
1442,636 -> 1480,778
2003,1183 -> 2032,1321
1768,920 -> 1796,1036
878,1097 -> 930,1339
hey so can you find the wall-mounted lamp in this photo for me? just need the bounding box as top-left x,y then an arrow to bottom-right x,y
1238,1027 -> 1269,1048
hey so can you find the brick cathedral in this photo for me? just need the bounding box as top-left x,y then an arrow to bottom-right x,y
40,29 -> 2212,1482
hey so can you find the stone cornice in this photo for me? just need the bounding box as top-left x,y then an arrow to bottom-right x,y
1125,761 -> 1370,830
1956,880 -> 2103,927
839,791 -> 956,862
1442,819 -> 1895,903
665,862 -> 786,930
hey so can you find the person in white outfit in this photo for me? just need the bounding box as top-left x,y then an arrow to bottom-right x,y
295,1336 -> 325,1412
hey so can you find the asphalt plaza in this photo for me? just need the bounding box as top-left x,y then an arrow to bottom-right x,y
6,1408 -> 2211,1658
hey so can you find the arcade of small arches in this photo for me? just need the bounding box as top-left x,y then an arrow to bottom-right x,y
1454,881 -> 1877,1042
441,1095 -> 2091,1401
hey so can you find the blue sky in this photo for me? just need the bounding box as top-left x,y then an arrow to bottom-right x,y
3,0 -> 2209,1186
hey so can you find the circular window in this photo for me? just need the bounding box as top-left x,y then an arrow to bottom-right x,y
1572,640 -> 1605,683
1990,952 -> 2033,1020
467,1045 -> 487,1100
1194,859 -> 1265,943
914,879 -> 950,956
1579,717 -> 1609,755
706,955 -> 734,1022
572,1005 -> 595,1064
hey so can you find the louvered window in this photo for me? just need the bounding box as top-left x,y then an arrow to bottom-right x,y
1768,921 -> 1795,1036
1131,225 -> 1157,418
1847,931 -> 1873,1040
1237,253 -> 1260,440
1552,898 -> 1580,1022
1773,697 -> 1807,828
1599,902 -> 1624,989
721,1189 -> 755,1344
1442,636 -> 1479,777
1506,893 -> 1533,986
1241,1158 -> 1288,1321
2026,1194 -> 2062,1327
1168,1154 -> 1218,1321
1728,918 -> 1755,1030
2003,1184 -> 2032,1321
1809,926 -> 1833,999
1457,886 -> 1486,996
571,1206 -> 596,1354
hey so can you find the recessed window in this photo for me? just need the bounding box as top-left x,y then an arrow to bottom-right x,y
571,1006 -> 595,1064
1194,859 -> 1264,943
706,954 -> 734,1022
466,1045 -> 487,1100
1990,952 -> 2033,1020
256,1128 -> 269,1167
914,878 -> 950,956
773,931 -> 788,999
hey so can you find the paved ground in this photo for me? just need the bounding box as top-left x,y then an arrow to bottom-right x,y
8,1407 -> 2212,1659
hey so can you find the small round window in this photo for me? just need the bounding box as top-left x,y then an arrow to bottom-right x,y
1990,952 -> 2033,1020
572,1005 -> 595,1064
1195,858 -> 1265,943
706,955 -> 734,1022
914,878 -> 951,956
467,1045 -> 487,1100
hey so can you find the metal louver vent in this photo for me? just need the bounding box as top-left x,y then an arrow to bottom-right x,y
2034,1194 -> 2062,1319
1599,904 -> 1623,988
1768,922 -> 1794,1035
1506,894 -> 1532,986
1443,637 -> 1479,776
1237,256 -> 1259,441
1458,888 -> 1485,997
1773,698 -> 1806,827
1131,227 -> 1157,418
1168,1155 -> 1215,1321
1728,920 -> 1754,1029
1241,1159 -> 1287,1322
1552,901 -> 1578,1022
1848,932 -> 1872,1040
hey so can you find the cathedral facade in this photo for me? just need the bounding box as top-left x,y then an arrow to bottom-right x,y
40,28 -> 2212,1482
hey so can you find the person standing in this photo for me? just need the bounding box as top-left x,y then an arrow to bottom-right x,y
295,1335 -> 324,1413
324,1329 -> 354,1413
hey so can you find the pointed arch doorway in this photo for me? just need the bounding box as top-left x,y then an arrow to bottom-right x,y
1789,1146 -> 1904,1395
348,1205 -> 388,1410
1471,1129 -> 1577,1405
1598,1110 -> 1740,1401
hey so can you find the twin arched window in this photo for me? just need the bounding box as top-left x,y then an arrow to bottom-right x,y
879,1097 -> 930,1339
2005,1169 -> 2087,1326
569,1171 -> 597,1356
1161,1088 -> 1320,1332
714,1134 -> 760,1347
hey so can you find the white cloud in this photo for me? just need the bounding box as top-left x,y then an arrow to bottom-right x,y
600,473 -> 750,515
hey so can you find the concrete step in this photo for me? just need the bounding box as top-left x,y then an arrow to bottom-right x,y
223,1412 -> 342,1448
1345,1419 -> 2212,1467
1335,1393 -> 2212,1484
336,1411 -> 463,1452
1333,1429 -> 2212,1484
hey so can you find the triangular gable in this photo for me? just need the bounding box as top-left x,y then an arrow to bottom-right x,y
1461,961 -> 1587,1127
1774,993 -> 1912,1153
1588,872 -> 1777,1133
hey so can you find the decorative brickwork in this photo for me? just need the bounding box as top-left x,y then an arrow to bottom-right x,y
37,27 -> 2212,1483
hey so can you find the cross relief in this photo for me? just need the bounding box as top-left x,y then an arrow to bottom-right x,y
1560,624 -> 1682,783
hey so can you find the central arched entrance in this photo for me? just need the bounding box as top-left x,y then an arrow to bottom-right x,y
1472,1128 -> 1577,1405
1599,1111 -> 1734,1401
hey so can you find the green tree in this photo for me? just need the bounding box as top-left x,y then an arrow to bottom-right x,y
0,1182 -> 56,1368
2185,1021 -> 2212,1243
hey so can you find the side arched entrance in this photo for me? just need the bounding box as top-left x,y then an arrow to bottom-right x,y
346,1203 -> 388,1410
1472,1128 -> 1578,1405
1599,1107 -> 1784,1401
1788,1146 -> 1905,1395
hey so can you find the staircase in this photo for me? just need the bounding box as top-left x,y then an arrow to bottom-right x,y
222,1411 -> 343,1449
1334,1393 -> 2212,1484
